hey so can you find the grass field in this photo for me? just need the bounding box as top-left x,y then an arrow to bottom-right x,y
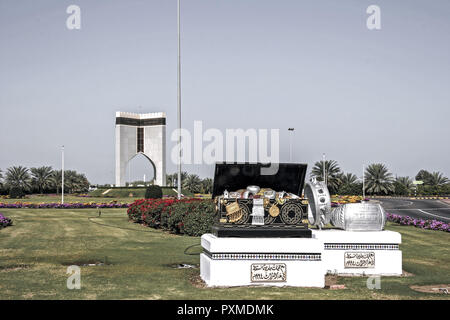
0,188 -> 194,204
0,208 -> 449,300
0,194 -> 140,204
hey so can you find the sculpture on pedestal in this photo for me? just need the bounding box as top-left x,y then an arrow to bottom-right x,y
212,162 -> 311,237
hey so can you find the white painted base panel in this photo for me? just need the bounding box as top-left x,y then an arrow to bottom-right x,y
312,229 -> 402,276
200,234 -> 326,287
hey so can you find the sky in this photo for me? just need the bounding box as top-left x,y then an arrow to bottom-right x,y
0,0 -> 449,184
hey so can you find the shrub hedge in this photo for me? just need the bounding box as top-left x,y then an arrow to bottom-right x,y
9,187 -> 25,199
127,198 -> 216,236
0,213 -> 13,229
145,185 -> 163,199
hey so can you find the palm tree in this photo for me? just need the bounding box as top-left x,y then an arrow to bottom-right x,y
311,160 -> 342,192
200,178 -> 213,194
166,171 -> 188,187
394,176 -> 414,195
51,170 -> 63,194
339,173 -> 358,186
183,174 -> 202,193
64,170 -> 89,194
336,172 -> 360,195
428,172 -> 449,186
396,176 -> 413,189
31,166 -> 54,194
364,163 -> 394,195
5,166 -> 32,191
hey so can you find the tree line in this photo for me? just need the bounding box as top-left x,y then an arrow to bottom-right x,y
311,160 -> 449,196
166,172 -> 213,194
0,166 -> 90,196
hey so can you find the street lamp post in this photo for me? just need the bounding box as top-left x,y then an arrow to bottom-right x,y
288,128 -> 294,162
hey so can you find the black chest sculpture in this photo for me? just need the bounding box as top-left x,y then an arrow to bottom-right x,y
212,162 -> 312,238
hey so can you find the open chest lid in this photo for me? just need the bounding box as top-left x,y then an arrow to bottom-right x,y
212,162 -> 308,198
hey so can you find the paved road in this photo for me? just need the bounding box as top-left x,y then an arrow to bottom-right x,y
376,198 -> 450,222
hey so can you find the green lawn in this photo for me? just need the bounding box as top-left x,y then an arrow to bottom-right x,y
0,194 -> 140,204
0,188 -> 195,204
0,208 -> 449,300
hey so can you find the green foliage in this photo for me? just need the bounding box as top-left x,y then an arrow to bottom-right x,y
182,174 -> 202,193
311,160 -> 342,193
5,166 -> 31,191
166,172 -> 213,194
145,185 -> 163,199
415,169 -> 432,184
182,201 -> 217,236
394,176 -> 414,196
364,163 -> 394,195
336,173 -> 361,195
9,186 -> 25,199
128,198 -> 216,236
30,166 -> 54,194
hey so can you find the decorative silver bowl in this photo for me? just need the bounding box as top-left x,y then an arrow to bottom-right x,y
330,202 -> 386,231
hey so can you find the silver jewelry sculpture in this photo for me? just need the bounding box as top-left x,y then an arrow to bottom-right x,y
330,202 -> 386,231
304,177 -> 331,229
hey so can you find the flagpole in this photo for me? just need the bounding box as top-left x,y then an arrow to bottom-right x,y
177,0 -> 182,199
61,145 -> 64,204
362,164 -> 366,200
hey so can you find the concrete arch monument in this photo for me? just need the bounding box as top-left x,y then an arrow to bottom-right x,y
115,112 -> 166,186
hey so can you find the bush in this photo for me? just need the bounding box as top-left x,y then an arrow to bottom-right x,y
182,201 -> 217,236
145,185 -> 163,199
9,187 -> 25,199
127,198 -> 216,236
0,213 -> 13,229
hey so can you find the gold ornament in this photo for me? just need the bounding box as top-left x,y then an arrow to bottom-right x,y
225,202 -> 243,223
269,204 -> 280,217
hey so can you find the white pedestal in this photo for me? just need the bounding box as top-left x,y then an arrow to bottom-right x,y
311,229 -> 402,276
200,234 -> 326,287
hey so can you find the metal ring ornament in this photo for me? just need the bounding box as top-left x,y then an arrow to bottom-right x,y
304,177 -> 331,229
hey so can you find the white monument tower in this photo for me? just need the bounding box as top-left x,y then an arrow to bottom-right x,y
115,112 -> 166,186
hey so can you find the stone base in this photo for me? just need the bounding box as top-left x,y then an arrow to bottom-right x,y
311,229 -> 402,276
200,234 -> 325,287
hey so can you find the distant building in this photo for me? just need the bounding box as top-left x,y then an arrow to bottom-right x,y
115,112 -> 166,186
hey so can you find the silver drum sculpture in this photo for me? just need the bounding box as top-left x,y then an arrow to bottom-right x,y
330,202 -> 386,231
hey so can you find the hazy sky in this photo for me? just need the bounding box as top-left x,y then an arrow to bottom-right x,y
0,0 -> 449,184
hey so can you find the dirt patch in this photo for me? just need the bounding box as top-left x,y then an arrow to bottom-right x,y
410,284 -> 449,294
325,275 -> 346,290
190,274 -> 208,289
0,264 -> 32,272
166,263 -> 198,269
401,270 -> 414,277
60,258 -> 112,266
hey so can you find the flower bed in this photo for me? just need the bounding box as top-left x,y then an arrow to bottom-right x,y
127,198 -> 216,236
330,195 -> 367,207
0,213 -> 13,229
0,202 -> 130,209
386,213 -> 449,232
